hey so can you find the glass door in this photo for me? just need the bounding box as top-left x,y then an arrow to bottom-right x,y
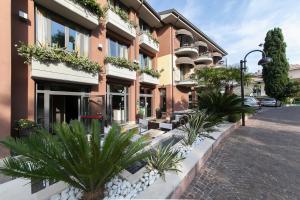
106,84 -> 128,125
139,96 -> 152,118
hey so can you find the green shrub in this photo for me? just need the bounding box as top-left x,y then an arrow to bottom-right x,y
180,111 -> 217,146
0,121 -> 149,199
72,0 -> 105,18
104,56 -> 139,71
140,67 -> 162,78
227,114 -> 241,123
147,144 -> 184,180
198,90 -> 254,118
17,43 -> 101,74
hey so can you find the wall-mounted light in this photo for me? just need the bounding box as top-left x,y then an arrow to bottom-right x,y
97,43 -> 103,50
19,10 -> 29,22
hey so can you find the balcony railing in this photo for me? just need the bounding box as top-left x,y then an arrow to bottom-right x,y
139,73 -> 159,85
35,0 -> 99,29
139,32 -> 159,53
31,60 -> 98,85
106,63 -> 136,80
176,78 -> 197,86
175,46 -> 198,57
106,10 -> 136,40
194,54 -> 213,65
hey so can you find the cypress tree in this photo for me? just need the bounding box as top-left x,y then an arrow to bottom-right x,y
263,27 -> 290,100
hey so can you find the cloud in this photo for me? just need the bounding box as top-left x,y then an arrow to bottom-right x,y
147,0 -> 300,72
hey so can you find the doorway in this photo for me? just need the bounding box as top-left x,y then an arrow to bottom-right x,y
140,86 -> 153,118
106,83 -> 128,124
50,95 -> 80,126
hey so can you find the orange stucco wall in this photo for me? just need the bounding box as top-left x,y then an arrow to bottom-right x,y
0,0 -> 12,158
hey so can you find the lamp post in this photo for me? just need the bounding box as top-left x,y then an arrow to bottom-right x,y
240,50 -> 272,126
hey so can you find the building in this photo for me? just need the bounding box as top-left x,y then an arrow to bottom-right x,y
1,0 -> 226,158
157,9 -> 227,116
289,64 -> 300,82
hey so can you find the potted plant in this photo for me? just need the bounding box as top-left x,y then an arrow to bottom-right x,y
136,109 -> 145,120
155,108 -> 162,119
14,119 -> 37,138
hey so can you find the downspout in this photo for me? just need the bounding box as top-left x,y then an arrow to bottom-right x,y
171,26 -> 174,118
171,16 -> 180,118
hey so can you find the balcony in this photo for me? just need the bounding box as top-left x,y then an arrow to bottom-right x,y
106,10 -> 136,40
175,57 -> 195,67
194,54 -> 213,65
106,63 -> 136,80
139,73 -> 159,85
31,60 -> 98,85
175,46 -> 198,57
139,33 -> 159,53
35,0 -> 99,29
175,79 -> 197,87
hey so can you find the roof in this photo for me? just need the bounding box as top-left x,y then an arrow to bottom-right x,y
158,9 -> 227,55
290,64 -> 300,70
143,0 -> 161,20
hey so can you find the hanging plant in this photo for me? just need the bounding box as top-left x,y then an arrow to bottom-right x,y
17,42 -> 101,74
104,56 -> 139,71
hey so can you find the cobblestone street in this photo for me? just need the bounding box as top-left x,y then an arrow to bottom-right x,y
181,107 -> 300,200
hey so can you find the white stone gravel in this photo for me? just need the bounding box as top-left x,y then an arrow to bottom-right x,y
49,122 -> 230,200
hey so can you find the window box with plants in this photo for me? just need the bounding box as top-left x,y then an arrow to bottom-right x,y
139,31 -> 159,53
139,67 -> 162,85
17,43 -> 101,85
35,0 -> 105,29
105,56 -> 138,80
106,7 -> 137,40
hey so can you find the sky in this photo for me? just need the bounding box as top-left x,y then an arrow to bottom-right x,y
147,0 -> 300,73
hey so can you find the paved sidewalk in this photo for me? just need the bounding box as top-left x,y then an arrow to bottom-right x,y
181,106 -> 300,200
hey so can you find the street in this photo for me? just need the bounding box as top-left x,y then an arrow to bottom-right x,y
181,106 -> 300,200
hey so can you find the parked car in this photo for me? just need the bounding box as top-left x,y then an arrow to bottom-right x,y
244,97 -> 261,109
260,97 -> 281,107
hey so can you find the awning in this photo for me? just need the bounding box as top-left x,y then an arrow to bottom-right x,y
175,57 -> 194,66
176,29 -> 193,39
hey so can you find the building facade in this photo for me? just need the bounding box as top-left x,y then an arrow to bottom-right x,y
1,0 -> 226,157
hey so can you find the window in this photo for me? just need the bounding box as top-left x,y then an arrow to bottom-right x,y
107,38 -> 128,59
51,21 -> 65,48
139,52 -> 153,69
36,8 -> 89,56
139,19 -> 152,34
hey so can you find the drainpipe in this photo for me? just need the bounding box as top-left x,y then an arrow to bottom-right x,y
171,26 -> 174,119
171,16 -> 179,119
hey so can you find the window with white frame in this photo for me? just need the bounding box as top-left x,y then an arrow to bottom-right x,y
107,38 -> 129,59
139,52 -> 153,69
36,7 -> 90,57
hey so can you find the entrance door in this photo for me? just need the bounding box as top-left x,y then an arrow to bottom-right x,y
106,84 -> 128,125
139,96 -> 152,118
49,95 -> 80,131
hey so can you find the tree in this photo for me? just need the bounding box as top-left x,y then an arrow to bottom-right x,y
0,120 -> 148,200
192,67 -> 252,93
263,27 -> 290,100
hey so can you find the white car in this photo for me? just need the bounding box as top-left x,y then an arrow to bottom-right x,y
260,98 -> 280,107
244,97 -> 261,109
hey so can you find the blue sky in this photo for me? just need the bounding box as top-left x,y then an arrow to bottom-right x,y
147,0 -> 300,73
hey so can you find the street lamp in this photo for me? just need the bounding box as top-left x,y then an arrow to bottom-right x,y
240,50 -> 272,126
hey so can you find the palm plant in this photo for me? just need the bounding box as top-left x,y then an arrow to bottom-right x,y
147,144 -> 184,180
180,111 -> 217,146
198,90 -> 254,119
0,120 -> 148,200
